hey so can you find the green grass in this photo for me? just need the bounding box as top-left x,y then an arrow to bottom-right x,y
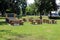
0,17 -> 60,40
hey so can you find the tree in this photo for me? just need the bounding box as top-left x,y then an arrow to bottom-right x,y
35,0 -> 45,19
35,0 -> 57,19
21,0 -> 27,16
26,3 -> 38,16
0,0 -> 27,17
29,3 -> 37,15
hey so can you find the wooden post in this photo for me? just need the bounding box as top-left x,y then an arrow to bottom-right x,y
14,13 -> 16,18
5,13 -> 8,18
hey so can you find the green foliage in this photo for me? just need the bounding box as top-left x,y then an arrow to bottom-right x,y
35,0 -> 57,13
26,3 -> 38,15
0,0 -> 27,17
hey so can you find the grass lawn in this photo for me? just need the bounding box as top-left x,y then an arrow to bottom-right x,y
0,16 -> 60,40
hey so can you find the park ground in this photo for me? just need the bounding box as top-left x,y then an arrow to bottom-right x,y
0,16 -> 60,40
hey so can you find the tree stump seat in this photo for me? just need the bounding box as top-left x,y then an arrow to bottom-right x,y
35,19 -> 42,24
43,19 -> 46,23
10,20 -> 14,25
51,19 -> 57,24
45,19 -> 50,24
19,19 -> 24,25
28,18 -> 32,22
30,19 -> 36,24
22,18 -> 27,22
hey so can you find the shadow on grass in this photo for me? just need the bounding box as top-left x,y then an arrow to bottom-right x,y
0,21 -> 7,25
0,18 -> 5,19
6,33 -> 32,40
0,30 -> 11,33
0,29 -> 32,40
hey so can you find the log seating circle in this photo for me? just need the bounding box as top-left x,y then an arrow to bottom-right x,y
7,18 -> 57,25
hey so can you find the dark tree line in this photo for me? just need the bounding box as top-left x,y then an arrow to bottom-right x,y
35,0 -> 57,19
0,0 -> 27,17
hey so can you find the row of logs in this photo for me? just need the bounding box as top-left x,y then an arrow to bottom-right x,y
8,18 -> 57,25
43,19 -> 57,24
29,19 -> 57,24
22,18 -> 57,24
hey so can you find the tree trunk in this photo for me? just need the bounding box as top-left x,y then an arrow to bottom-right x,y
49,11 -> 51,18
40,12 -> 42,19
1,9 -> 5,17
22,8 -> 26,16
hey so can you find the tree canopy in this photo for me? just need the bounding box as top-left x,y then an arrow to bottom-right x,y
34,0 -> 57,19
35,0 -> 57,13
0,0 -> 27,17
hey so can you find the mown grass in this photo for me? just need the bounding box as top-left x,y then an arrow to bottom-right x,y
0,16 -> 60,40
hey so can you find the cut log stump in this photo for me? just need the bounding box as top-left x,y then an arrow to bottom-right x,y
51,19 -> 57,24
23,18 -> 27,22
36,19 -> 42,24
19,19 -> 24,25
30,19 -> 36,24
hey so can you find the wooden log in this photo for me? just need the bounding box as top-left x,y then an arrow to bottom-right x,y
29,19 -> 33,22
36,19 -> 42,24
23,18 -> 26,22
51,19 -> 57,24
43,19 -> 46,23
49,20 -> 51,24
29,17 -> 33,22
19,19 -> 24,25
30,19 -> 36,24
55,20 -> 57,24
10,20 -> 14,25
14,20 -> 19,24
46,20 -> 50,24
